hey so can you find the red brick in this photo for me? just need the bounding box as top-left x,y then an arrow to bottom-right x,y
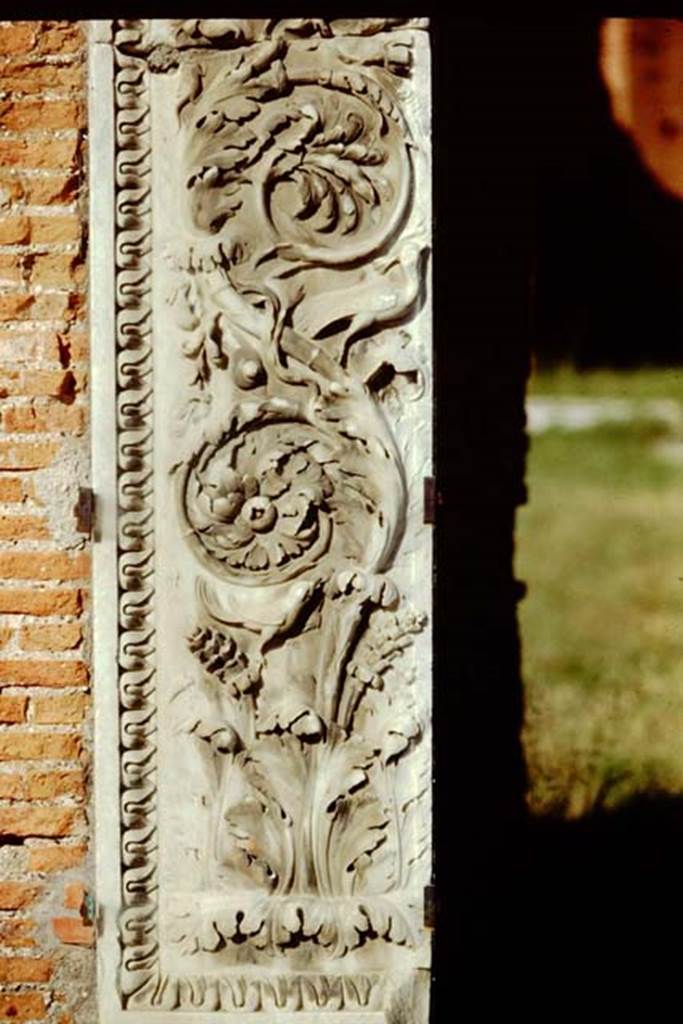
0,694 -> 27,723
0,368 -> 84,399
0,138 -> 78,174
0,215 -> 29,244
27,844 -> 85,873
0,588 -> 82,615
0,660 -> 88,687
0,176 -> 23,205
0,291 -> 82,324
0,773 -> 22,798
0,439 -> 58,469
0,477 -> 22,502
36,24 -> 83,57
0,881 -> 40,910
0,993 -> 46,1021
0,769 -> 84,801
2,402 -> 86,434
0,918 -> 36,948
31,692 -> 88,724
0,514 -> 49,540
0,254 -> 23,285
0,551 -> 90,581
0,732 -> 82,761
0,291 -> 33,319
0,172 -> 78,207
29,175 -> 79,206
30,252 -> 84,288
62,331 -> 87,363
0,24 -> 36,56
51,917 -> 93,947
0,805 -> 77,838
0,331 -> 82,366
20,623 -> 81,652
27,214 -> 81,245
0,61 -> 83,95
0,98 -> 81,132
0,957 -> 52,983
1,292 -> 82,325
63,881 -> 85,911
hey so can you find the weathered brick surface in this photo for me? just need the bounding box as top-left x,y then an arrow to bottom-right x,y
0,215 -> 30,244
51,918 -> 93,948
0,172 -> 78,206
0,24 -> 36,56
0,137 -> 79,171
0,918 -> 36,947
0,732 -> 82,761
29,253 -> 85,288
0,291 -> 83,323
0,60 -> 84,95
0,882 -> 41,910
0,694 -> 27,722
0,254 -> 23,284
31,692 -> 88,724
20,622 -> 82,651
0,588 -> 83,616
0,805 -> 78,838
0,992 -> 46,1021
0,957 -> 53,983
2,403 -> 86,435
0,20 -> 91,1022
0,477 -> 23,502
0,439 -> 60,469
0,552 -> 90,581
0,369 -> 84,399
27,844 -> 86,874
0,659 -> 88,687
0,98 -> 82,131
63,882 -> 85,911
0,769 -> 85,800
0,514 -> 49,540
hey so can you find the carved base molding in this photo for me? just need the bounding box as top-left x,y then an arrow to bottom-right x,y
91,18 -> 432,1022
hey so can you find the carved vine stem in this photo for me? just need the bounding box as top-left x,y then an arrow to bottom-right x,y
113,16 -> 430,1014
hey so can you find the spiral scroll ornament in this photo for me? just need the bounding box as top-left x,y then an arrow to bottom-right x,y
110,16 -> 430,1015
185,75 -> 413,272
113,20 -> 161,1006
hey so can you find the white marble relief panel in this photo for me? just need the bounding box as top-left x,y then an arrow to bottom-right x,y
91,18 -> 432,1023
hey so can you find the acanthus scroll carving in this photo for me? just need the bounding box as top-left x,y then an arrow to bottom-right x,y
112,16 -> 431,1016
168,21 -> 431,969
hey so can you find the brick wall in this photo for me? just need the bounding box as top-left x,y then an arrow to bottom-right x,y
0,21 -> 94,1024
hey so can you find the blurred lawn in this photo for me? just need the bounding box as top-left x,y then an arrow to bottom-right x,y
528,364 -> 683,399
517,367 -> 683,817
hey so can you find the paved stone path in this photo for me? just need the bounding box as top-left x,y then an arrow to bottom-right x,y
526,396 -> 683,433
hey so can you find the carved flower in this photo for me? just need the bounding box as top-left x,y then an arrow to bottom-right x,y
185,424 -> 336,579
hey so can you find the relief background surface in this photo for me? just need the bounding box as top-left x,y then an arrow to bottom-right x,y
107,18 -> 431,1020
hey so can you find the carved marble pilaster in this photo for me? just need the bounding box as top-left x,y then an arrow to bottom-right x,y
91,18 -> 432,1022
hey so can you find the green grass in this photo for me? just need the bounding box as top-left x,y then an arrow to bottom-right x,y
517,371 -> 683,817
528,363 -> 683,399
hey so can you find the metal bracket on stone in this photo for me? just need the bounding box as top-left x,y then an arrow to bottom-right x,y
424,476 -> 439,524
74,487 -> 95,537
423,884 -> 436,929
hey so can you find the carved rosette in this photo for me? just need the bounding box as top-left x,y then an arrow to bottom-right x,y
113,16 -> 431,1017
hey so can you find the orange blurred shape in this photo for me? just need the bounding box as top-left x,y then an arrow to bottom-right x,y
600,18 -> 683,200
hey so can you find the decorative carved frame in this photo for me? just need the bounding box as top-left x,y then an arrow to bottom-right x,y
90,19 -> 432,1023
